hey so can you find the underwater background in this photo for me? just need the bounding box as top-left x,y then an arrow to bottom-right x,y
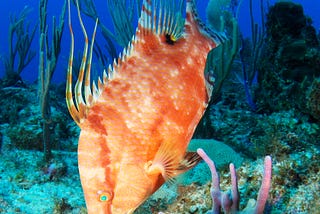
0,0 -> 319,213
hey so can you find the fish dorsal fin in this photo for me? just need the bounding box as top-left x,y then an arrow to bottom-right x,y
104,0 -> 186,82
66,0 -> 100,125
137,0 -> 184,41
146,141 -> 201,183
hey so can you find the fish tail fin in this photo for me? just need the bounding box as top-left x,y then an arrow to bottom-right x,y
186,0 -> 227,46
66,0 -> 100,125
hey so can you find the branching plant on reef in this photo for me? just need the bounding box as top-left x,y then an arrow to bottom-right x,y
73,0 -> 142,69
38,0 -> 66,161
1,6 -> 36,87
208,18 -> 239,101
74,0 -> 140,47
236,0 -> 266,111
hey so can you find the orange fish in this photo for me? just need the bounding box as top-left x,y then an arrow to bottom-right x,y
66,0 -> 223,213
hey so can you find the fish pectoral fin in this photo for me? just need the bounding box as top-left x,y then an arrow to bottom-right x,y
177,151 -> 202,173
146,143 -> 201,183
145,141 -> 181,182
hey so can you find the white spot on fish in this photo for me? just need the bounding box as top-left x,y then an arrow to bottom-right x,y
125,120 -> 135,129
170,69 -> 179,77
187,57 -> 193,65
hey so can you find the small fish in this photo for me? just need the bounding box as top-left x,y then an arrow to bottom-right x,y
66,0 -> 224,213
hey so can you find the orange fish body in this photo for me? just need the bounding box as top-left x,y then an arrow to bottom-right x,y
66,0 -> 223,213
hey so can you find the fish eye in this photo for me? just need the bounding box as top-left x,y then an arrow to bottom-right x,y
97,190 -> 113,203
165,33 -> 176,45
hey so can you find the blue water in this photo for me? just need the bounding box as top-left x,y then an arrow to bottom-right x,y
0,0 -> 319,83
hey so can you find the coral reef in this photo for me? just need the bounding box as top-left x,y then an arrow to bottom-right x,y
0,6 -> 36,87
0,84 -> 77,152
188,139 -> 243,169
256,1 -> 320,114
0,150 -> 85,213
0,1 -> 319,213
180,139 -> 243,186
307,77 -> 320,120
202,98 -> 320,160
0,87 -> 30,124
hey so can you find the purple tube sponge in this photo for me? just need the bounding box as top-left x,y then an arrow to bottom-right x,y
197,148 -> 272,214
